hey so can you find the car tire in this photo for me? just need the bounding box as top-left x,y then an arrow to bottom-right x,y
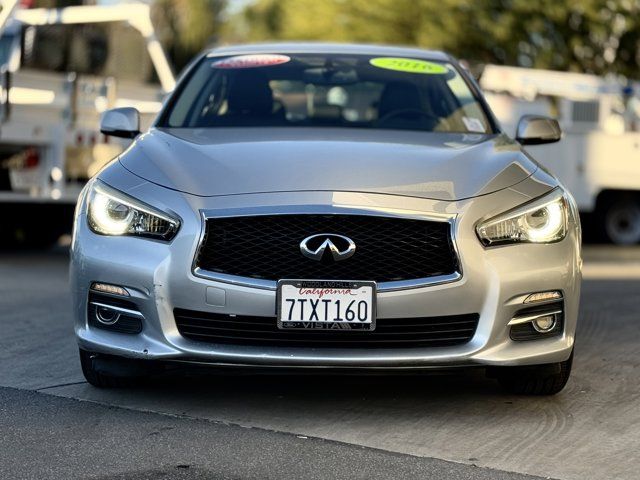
79,349 -> 144,388
494,350 -> 573,396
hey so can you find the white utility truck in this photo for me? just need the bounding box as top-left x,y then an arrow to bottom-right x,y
0,1 -> 175,246
481,65 -> 640,244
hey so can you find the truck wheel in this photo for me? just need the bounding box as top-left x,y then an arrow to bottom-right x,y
0,219 -> 19,248
79,349 -> 145,388
602,196 -> 640,245
493,351 -> 573,396
1,203 -> 73,249
15,223 -> 66,248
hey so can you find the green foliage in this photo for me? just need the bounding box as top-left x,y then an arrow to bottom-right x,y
233,0 -> 640,77
153,0 -> 227,71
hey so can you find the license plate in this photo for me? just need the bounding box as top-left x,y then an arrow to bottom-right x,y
277,280 -> 376,331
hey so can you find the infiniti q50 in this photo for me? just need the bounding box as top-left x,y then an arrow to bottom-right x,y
71,44 -> 581,395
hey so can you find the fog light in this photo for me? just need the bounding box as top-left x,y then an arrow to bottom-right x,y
96,306 -> 120,325
532,314 -> 557,332
88,293 -> 144,334
510,303 -> 563,340
524,291 -> 562,304
91,282 -> 129,297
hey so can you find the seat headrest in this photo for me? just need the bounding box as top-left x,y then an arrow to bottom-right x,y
378,81 -> 422,118
227,71 -> 274,116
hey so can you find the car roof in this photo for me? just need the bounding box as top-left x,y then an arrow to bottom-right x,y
206,42 -> 452,62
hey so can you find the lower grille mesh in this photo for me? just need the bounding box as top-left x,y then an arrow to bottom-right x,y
174,309 -> 479,349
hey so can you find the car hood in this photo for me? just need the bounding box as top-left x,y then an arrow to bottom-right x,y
119,128 -> 537,201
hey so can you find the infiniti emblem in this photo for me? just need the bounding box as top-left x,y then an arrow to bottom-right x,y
299,234 -> 356,262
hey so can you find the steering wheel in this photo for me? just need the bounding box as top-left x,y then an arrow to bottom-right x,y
376,108 -> 438,126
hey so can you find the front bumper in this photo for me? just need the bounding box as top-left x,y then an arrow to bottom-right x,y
71,174 -> 581,369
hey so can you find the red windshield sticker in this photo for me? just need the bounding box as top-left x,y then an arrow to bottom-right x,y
211,54 -> 291,69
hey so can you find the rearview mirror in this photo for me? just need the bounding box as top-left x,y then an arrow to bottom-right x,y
516,115 -> 562,145
100,107 -> 140,139
303,67 -> 359,85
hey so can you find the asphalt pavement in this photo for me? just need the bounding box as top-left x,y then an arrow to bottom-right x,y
1,245 -> 639,479
0,387 -> 544,480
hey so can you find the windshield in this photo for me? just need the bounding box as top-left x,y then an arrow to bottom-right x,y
160,53 -> 493,134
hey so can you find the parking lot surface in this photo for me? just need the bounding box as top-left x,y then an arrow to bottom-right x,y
1,245 -> 639,479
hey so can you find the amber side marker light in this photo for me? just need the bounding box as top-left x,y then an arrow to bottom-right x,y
523,290 -> 562,304
90,282 -> 130,297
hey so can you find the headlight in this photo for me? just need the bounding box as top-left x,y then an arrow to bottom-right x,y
87,180 -> 180,240
476,188 -> 568,246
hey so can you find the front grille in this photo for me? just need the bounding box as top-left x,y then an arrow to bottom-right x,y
195,215 -> 458,283
174,309 -> 479,349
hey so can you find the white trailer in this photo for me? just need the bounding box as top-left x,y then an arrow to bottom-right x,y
481,64 -> 640,244
0,1 -> 175,246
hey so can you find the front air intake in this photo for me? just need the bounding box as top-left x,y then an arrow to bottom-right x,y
174,309 -> 479,349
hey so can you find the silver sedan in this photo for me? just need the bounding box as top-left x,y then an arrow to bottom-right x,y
70,44 -> 581,394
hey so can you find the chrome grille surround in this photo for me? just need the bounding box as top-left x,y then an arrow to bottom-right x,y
191,206 -> 462,292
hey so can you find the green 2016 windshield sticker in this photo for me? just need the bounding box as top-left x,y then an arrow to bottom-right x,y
370,57 -> 448,74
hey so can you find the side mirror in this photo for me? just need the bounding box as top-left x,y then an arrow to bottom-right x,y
100,107 -> 140,139
516,115 -> 562,145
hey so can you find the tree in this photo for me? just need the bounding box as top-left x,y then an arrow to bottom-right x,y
153,0 -> 227,71
232,0 -> 640,77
